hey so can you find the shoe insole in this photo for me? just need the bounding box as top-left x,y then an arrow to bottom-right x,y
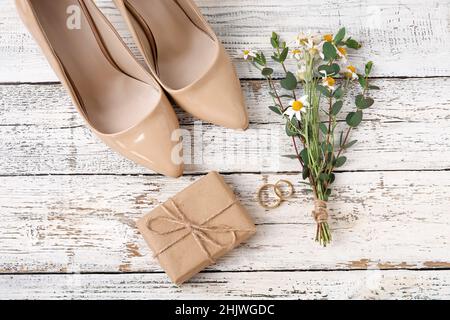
30,0 -> 160,134
125,0 -> 216,90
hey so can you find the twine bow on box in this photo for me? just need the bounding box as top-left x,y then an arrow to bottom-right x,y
146,198 -> 255,263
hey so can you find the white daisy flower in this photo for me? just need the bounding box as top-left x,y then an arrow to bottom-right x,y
242,49 -> 256,60
295,33 -> 309,47
336,46 -> 348,63
344,65 -> 358,80
290,48 -> 302,60
304,38 -> 324,59
284,96 -> 309,120
322,72 -> 336,91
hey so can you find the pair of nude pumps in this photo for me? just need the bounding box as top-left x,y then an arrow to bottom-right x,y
16,0 -> 248,177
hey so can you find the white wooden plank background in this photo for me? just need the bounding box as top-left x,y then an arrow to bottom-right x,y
1,0 -> 450,81
2,270 -> 450,300
0,0 -> 450,299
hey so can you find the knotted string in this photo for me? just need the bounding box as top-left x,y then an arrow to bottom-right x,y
146,198 -> 254,263
312,199 -> 328,223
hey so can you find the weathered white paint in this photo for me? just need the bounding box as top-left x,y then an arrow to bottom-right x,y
1,270 -> 450,299
1,0 -> 450,300
3,78 -> 449,126
1,78 -> 450,174
0,172 -> 449,273
1,0 -> 449,82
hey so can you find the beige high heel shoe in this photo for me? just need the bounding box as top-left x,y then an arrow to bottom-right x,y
113,0 -> 249,130
16,0 -> 183,177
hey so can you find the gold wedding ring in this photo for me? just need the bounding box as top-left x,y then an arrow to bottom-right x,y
274,179 -> 294,200
257,179 -> 295,209
257,184 -> 282,209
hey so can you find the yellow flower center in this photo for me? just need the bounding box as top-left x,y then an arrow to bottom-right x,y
292,100 -> 304,111
347,65 -> 356,73
323,34 -> 333,42
325,77 -> 336,86
292,49 -> 301,55
337,47 -> 347,56
243,50 -> 250,55
298,37 -> 308,45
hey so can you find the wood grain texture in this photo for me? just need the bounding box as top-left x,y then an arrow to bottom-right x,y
3,77 -> 450,125
1,0 -> 449,82
1,270 -> 450,299
1,0 -> 450,300
1,78 -> 450,175
1,172 -> 449,274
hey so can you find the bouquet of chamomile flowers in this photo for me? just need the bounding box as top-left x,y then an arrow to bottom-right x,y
243,28 -> 378,246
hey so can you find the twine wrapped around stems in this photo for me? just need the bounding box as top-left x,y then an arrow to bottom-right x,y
312,199 -> 328,223
312,199 -> 331,246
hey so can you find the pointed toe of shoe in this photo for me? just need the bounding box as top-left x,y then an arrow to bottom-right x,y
171,45 -> 249,130
208,99 -> 249,130
156,160 -> 184,178
101,95 -> 184,178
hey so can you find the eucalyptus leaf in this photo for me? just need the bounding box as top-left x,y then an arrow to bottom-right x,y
358,75 -> 367,88
260,52 -> 267,65
254,56 -> 265,66
329,173 -> 336,184
300,149 -> 309,165
333,86 -> 344,99
355,94 -> 365,108
319,173 -> 330,181
334,27 -> 346,44
334,156 -> 347,167
269,106 -> 282,115
346,110 -> 363,127
331,101 -> 343,116
302,167 -> 310,180
355,94 -> 374,109
319,122 -> 328,135
365,97 -> 375,108
365,61 -> 373,75
323,42 -> 337,61
261,67 -> 273,77
281,72 -> 298,90
343,140 -> 358,149
280,47 -> 289,62
318,63 -> 340,76
345,37 -> 361,49
285,120 -> 297,136
271,36 -> 279,49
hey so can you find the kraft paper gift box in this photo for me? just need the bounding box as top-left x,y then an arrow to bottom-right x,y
136,171 -> 256,285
